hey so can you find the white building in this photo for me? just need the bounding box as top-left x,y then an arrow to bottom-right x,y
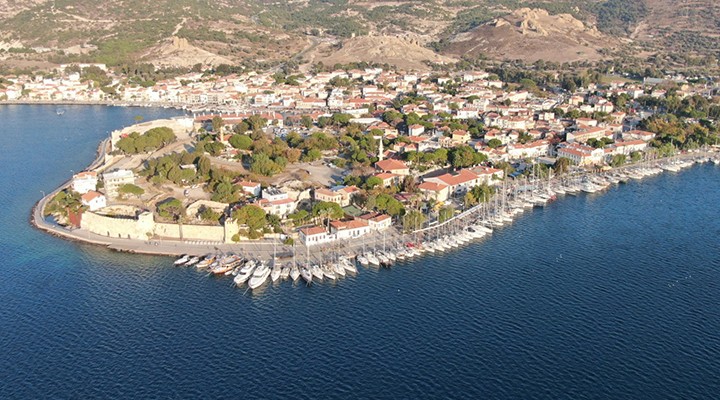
258,188 -> 297,217
81,191 -> 107,211
102,169 -> 135,198
72,171 -> 98,194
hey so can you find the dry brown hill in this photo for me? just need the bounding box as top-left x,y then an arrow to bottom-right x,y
311,35 -> 457,71
443,8 -> 615,63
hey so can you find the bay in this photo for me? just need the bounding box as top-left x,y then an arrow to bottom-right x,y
1,105 -> 719,399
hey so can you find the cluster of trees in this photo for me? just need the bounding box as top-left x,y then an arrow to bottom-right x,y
157,197 -> 184,221
44,189 -> 85,219
232,205 -> 270,239
642,114 -> 720,151
141,150 -> 249,204
586,137 -> 615,149
142,151 -> 209,186
115,127 -> 176,154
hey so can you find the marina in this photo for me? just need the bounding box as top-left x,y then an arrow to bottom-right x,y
170,153 -> 720,292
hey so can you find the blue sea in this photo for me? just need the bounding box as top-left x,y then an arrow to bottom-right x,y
1,105 -> 719,399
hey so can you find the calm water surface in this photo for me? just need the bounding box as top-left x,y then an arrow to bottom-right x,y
1,105 -> 719,399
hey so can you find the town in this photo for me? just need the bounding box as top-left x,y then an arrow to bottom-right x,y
27,63 -> 720,258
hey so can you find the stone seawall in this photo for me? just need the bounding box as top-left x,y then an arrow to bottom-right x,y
81,211 -> 229,243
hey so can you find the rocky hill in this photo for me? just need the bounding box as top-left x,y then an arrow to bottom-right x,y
0,0 -> 717,71
442,8 -> 614,63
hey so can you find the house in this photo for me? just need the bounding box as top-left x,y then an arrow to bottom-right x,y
300,226 -> 331,246
258,188 -> 297,217
451,130 -> 471,144
418,181 -> 450,202
470,166 -> 505,185
375,159 -> 410,176
330,218 -> 370,240
102,169 -> 135,198
408,124 -> 425,136
359,212 -> 392,231
567,127 -> 612,144
610,140 -> 648,156
506,140 -> 550,160
314,185 -> 359,207
72,171 -> 98,194
374,172 -> 401,187
424,169 -> 481,196
236,181 -> 261,197
623,130 -> 656,142
81,191 -> 107,211
556,143 -> 605,166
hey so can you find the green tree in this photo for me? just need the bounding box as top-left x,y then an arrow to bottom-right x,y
300,115 -> 313,129
402,209 -> 427,233
117,183 -> 144,197
609,154 -> 627,167
553,157 -> 571,174
211,116 -> 224,133
229,134 -> 253,150
233,205 -> 267,231
246,115 -> 268,131
312,201 -> 345,220
439,206 -> 455,223
250,153 -> 281,176
157,198 -> 184,220
364,176 -> 383,190
487,138 -> 503,149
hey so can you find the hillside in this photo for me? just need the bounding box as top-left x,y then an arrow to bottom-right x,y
0,0 -> 718,71
442,8 -> 613,63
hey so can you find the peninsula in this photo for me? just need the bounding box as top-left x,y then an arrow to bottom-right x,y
31,66 -> 720,272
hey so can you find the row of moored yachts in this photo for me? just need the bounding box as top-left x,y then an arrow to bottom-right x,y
170,155 -> 719,289
172,253 -> 359,289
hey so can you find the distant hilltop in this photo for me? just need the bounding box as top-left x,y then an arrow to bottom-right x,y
0,0 -> 718,71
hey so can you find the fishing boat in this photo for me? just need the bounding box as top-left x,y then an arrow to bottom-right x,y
248,262 -> 271,289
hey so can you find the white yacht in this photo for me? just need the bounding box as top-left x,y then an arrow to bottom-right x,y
184,256 -> 200,266
357,254 -> 369,266
234,261 -> 256,286
248,262 -> 271,289
174,254 -> 190,265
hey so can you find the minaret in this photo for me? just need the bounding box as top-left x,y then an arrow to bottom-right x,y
377,135 -> 384,161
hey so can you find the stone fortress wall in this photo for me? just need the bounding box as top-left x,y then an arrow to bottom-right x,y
81,211 -> 234,243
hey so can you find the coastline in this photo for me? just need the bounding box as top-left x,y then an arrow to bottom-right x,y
30,124 -> 718,259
